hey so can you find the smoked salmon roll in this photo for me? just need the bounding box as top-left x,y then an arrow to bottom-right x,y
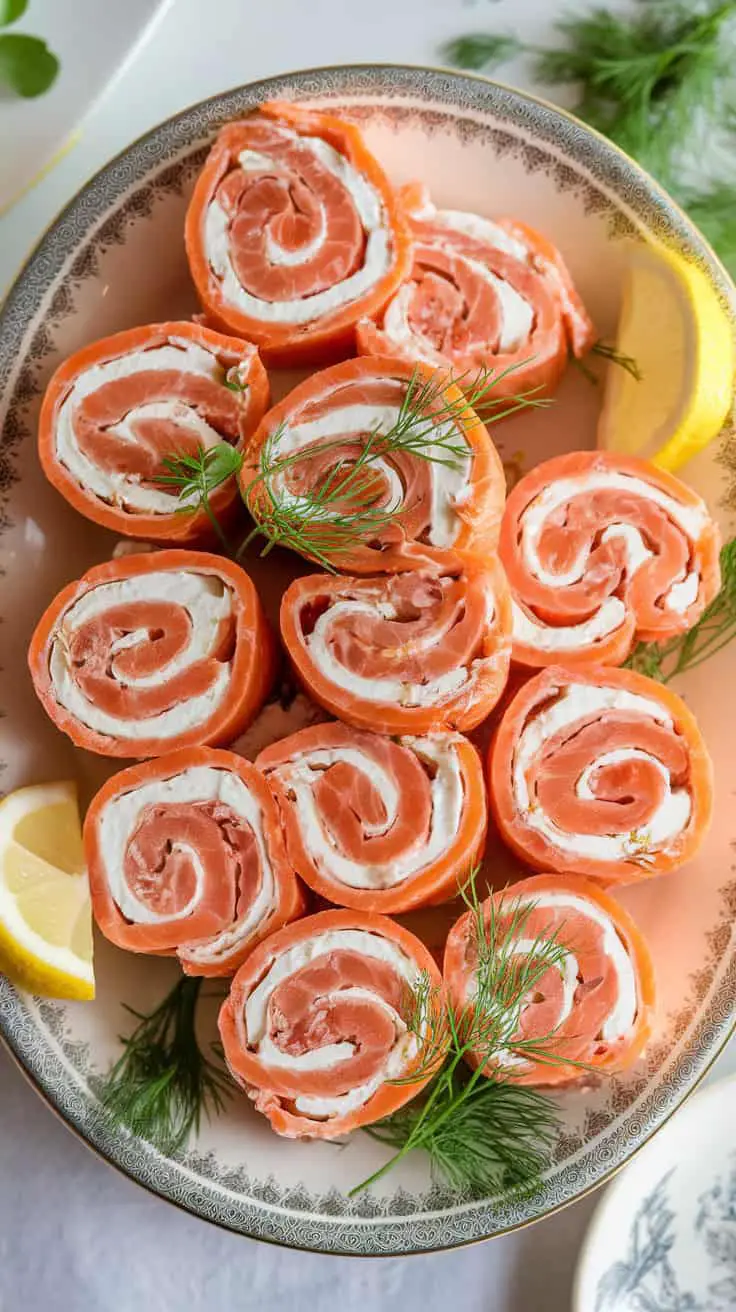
443,873 -> 655,1085
241,356 -> 506,571
357,183 -> 595,395
84,748 -> 305,975
489,665 -> 713,884
257,723 -> 487,913
28,550 -> 274,758
280,552 -> 512,734
38,322 -> 269,543
500,451 -> 721,668
185,102 -> 412,366
218,908 -> 444,1138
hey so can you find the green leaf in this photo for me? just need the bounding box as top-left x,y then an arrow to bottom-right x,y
442,33 -> 525,72
0,33 -> 59,97
682,183 -> 736,280
0,0 -> 28,27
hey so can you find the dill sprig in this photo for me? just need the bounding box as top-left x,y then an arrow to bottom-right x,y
590,340 -> 643,381
351,871 -> 577,1196
240,423 -> 401,570
443,3 -> 736,277
574,339 -> 644,385
157,444 -> 241,551
98,976 -> 232,1156
242,363 -> 548,569
680,181 -> 736,276
625,535 -> 736,681
159,363 -> 550,571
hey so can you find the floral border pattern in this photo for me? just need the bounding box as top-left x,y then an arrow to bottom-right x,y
0,65 -> 734,1255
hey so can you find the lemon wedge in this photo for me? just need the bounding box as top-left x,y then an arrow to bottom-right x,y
597,240 -> 734,471
0,781 -> 94,1000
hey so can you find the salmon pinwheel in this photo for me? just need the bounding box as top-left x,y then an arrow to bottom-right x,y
357,183 -> 595,395
443,873 -> 655,1085
85,748 -> 305,974
241,356 -> 506,571
500,451 -> 721,668
38,322 -> 269,543
28,550 -> 274,758
280,552 -> 512,734
489,664 -> 713,884
218,908 -> 444,1138
185,102 -> 412,365
257,723 -> 487,912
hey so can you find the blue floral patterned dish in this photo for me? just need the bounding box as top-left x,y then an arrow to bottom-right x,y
575,1074 -> 736,1311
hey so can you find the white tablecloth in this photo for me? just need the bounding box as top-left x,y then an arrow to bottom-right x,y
1,1 -> 734,1306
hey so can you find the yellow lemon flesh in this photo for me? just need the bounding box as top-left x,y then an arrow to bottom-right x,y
597,240 -> 734,472
0,781 -> 94,1000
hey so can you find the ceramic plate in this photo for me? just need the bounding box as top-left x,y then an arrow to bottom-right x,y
0,65 -> 734,1256
574,1073 -> 736,1310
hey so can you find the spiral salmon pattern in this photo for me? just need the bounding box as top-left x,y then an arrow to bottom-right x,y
218,909 -> 444,1138
38,322 -> 269,542
257,722 -> 487,912
185,102 -> 411,364
28,550 -> 274,757
500,452 -> 722,668
280,553 -> 512,734
357,183 -> 595,396
489,665 -> 713,884
443,873 -> 656,1085
242,356 -> 506,571
85,748 -> 305,975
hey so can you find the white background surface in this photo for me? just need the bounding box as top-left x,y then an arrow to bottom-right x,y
1,1 -> 734,1308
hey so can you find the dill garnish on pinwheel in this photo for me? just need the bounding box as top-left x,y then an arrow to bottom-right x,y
626,537 -> 736,682
351,871 -> 580,1198
158,359 -> 549,572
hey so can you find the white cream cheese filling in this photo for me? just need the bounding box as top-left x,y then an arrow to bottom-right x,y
204,131 -> 392,323
302,592 -> 486,708
267,396 -> 472,548
49,571 -> 232,741
269,732 -> 465,889
55,341 -> 227,514
512,682 -> 691,863
493,891 -> 638,1064
519,472 -> 707,609
383,248 -> 533,356
511,596 -> 627,652
244,928 -> 421,1117
98,766 -> 274,938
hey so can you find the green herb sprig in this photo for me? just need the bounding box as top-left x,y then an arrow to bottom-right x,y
0,0 -> 59,99
157,444 -> 242,552
443,2 -> 736,277
158,363 -> 550,572
626,535 -> 736,681
352,871 -> 579,1196
98,976 -> 232,1155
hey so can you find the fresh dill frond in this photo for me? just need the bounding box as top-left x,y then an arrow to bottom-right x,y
442,33 -> 525,72
98,976 -> 232,1156
240,423 -> 401,571
535,4 -> 735,187
241,363 -> 549,569
625,535 -> 736,682
368,1069 -> 557,1196
442,3 -> 736,270
351,868 -> 577,1196
590,340 -> 643,381
156,443 -> 242,550
680,182 -> 736,280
